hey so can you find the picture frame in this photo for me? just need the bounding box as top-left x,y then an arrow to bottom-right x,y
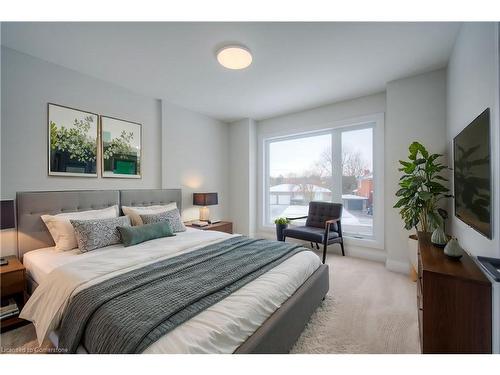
100,115 -> 142,179
48,103 -> 99,177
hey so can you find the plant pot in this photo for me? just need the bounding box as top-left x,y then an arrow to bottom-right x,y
276,224 -> 288,242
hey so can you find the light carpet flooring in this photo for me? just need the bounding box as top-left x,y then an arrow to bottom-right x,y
1,253 -> 419,354
291,253 -> 419,353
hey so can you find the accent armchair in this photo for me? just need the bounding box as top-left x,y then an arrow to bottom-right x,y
283,201 -> 345,264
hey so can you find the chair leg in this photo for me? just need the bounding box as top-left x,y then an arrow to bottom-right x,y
310,242 -> 314,249
316,243 -> 320,250
322,243 -> 327,264
340,240 -> 345,256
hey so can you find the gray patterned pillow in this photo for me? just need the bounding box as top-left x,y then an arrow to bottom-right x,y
70,216 -> 131,253
140,209 -> 186,232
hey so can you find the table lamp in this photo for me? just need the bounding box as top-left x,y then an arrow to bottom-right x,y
193,193 -> 218,222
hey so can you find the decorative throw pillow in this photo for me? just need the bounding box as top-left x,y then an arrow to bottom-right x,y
122,203 -> 177,226
117,221 -> 175,247
140,208 -> 186,232
41,205 -> 119,251
70,216 -> 131,253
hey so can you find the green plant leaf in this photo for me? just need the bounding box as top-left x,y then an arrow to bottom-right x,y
394,141 -> 451,232
418,191 -> 432,201
434,175 -> 448,181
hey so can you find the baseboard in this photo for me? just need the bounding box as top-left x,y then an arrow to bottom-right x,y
348,245 -> 386,263
385,258 -> 410,275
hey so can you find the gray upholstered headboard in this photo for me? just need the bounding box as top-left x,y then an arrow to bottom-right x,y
16,189 -> 182,259
16,190 -> 120,259
119,189 -> 182,211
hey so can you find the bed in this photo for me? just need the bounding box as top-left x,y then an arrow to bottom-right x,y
16,189 -> 329,354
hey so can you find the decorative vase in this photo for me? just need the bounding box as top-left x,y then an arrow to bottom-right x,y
276,224 -> 288,242
444,238 -> 463,259
431,226 -> 448,248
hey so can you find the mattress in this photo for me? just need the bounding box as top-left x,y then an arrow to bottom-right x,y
23,228 -> 213,284
24,247 -> 81,285
21,229 -> 320,353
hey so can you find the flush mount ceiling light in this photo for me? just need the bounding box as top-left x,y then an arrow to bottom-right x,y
216,45 -> 252,70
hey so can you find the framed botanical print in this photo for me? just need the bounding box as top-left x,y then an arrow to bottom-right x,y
101,116 -> 142,179
48,103 -> 99,177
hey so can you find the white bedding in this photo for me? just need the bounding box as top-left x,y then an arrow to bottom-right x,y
20,228 -> 320,353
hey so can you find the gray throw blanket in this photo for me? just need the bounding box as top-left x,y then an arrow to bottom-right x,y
58,236 -> 307,353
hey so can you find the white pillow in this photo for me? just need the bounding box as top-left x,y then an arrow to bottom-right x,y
41,205 -> 119,251
121,203 -> 177,226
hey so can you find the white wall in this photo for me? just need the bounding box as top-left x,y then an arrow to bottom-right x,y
256,93 -> 387,263
258,93 -> 386,138
1,47 -> 231,255
446,22 -> 500,354
161,101 -> 229,222
385,69 -> 447,273
0,47 -> 162,256
228,118 -> 257,236
447,23 -> 500,259
1,47 -> 162,198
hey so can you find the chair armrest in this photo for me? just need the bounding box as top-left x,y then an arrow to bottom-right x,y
286,216 -> 308,221
324,218 -> 340,229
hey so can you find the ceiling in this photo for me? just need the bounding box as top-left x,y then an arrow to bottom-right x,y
1,22 -> 460,122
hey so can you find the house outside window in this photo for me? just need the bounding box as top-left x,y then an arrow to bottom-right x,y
262,115 -> 384,245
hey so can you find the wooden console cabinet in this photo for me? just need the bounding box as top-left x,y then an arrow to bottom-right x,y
417,232 -> 492,353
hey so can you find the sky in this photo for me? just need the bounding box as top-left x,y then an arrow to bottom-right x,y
49,104 -> 98,139
101,117 -> 141,150
269,127 -> 373,177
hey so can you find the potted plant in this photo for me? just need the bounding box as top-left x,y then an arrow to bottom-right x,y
394,142 -> 452,277
274,217 -> 290,241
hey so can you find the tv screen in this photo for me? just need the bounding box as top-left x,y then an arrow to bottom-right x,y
453,108 -> 492,239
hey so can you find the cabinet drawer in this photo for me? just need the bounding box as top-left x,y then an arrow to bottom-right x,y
1,270 -> 25,296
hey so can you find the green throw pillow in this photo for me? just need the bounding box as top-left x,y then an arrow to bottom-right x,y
118,221 -> 175,247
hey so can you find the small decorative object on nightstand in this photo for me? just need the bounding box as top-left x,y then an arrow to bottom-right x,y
192,192 -> 218,223
185,220 -> 233,234
1,256 -> 28,333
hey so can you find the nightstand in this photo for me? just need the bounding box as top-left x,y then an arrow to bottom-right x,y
1,255 -> 28,333
185,221 -> 233,234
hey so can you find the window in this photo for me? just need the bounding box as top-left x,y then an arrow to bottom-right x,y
341,127 -> 373,237
264,120 -> 380,242
268,133 -> 332,225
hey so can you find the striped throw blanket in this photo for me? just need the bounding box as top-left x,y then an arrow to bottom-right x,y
58,236 -> 306,353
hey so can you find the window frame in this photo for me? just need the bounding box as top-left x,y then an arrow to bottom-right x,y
259,113 -> 385,250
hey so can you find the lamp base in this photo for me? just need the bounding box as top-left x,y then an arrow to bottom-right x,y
199,206 -> 210,221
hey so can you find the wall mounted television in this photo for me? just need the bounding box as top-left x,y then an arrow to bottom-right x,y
453,108 -> 492,239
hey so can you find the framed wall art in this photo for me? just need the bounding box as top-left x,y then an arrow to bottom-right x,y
48,103 -> 99,177
101,116 -> 142,179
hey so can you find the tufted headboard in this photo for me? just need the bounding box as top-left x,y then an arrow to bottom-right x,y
16,189 -> 182,259
16,190 -> 120,259
119,189 -> 182,212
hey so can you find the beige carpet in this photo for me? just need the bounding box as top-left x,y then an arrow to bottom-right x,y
291,253 -> 420,353
0,254 -> 419,354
